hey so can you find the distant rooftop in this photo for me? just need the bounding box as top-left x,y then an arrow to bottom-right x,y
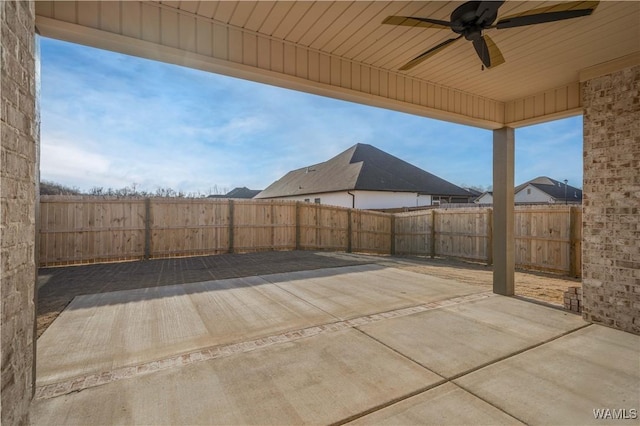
208,187 -> 261,199
256,143 -> 471,199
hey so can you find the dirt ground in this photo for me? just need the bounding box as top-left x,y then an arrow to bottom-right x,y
37,251 -> 581,337
394,256 -> 580,306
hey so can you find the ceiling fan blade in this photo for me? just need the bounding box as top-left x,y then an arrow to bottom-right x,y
399,36 -> 462,71
496,1 -> 598,29
472,35 -> 505,69
472,36 -> 491,68
382,15 -> 451,29
484,35 -> 505,68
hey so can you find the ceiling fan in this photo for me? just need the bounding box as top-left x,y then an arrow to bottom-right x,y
383,1 -> 599,70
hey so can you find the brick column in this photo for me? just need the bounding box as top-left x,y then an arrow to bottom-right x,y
582,64 -> 639,335
1,1 -> 38,424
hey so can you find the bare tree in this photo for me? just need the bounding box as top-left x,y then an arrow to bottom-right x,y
40,180 -> 81,195
42,180 -> 230,198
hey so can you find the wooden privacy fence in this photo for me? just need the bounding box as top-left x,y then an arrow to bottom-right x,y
394,205 -> 582,276
38,196 -> 393,267
39,197 -> 581,276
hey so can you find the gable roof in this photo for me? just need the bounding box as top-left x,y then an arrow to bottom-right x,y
515,177 -> 582,201
464,187 -> 483,197
207,187 -> 262,199
475,191 -> 493,200
225,187 -> 262,199
256,143 -> 471,199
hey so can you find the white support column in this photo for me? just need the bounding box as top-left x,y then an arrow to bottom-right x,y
492,127 -> 515,295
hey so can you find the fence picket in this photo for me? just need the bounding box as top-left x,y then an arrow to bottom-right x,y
38,197 -> 581,276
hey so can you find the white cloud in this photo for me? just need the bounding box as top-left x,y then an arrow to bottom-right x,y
42,143 -> 109,173
41,138 -> 112,186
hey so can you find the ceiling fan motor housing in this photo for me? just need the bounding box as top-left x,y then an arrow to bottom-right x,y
451,1 -> 499,40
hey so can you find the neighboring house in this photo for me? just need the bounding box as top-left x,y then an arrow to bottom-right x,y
474,177 -> 582,205
475,191 -> 493,204
463,187 -> 483,198
208,187 -> 262,199
255,143 -> 472,209
515,176 -> 582,204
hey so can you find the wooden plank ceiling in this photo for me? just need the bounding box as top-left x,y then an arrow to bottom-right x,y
35,1 -> 640,129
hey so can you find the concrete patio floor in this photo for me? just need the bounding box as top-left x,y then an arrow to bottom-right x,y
31,256 -> 639,425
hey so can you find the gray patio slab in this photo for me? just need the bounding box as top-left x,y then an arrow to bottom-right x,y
265,265 -> 486,320
455,324 -> 640,425
31,329 -> 442,425
36,274 -> 336,386
31,263 -> 639,425
38,264 -> 482,387
348,382 -> 524,425
358,296 -> 586,378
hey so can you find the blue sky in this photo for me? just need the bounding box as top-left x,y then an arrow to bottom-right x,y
40,37 -> 583,194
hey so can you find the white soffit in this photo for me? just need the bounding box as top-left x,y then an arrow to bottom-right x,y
35,1 -> 640,129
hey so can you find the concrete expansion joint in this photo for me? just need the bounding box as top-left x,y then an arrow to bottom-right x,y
338,321 -> 594,425
443,321 -> 596,424
449,321 -> 594,383
35,291 -> 495,400
330,378 -> 451,426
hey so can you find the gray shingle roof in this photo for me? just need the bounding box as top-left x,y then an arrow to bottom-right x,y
225,187 -> 262,199
256,144 -> 471,199
207,187 -> 262,199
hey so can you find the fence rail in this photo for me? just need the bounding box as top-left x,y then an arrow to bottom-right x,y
394,205 -> 581,276
38,197 -> 581,276
38,197 -> 396,266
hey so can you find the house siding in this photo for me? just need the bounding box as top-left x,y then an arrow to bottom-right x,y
475,193 -> 493,204
276,192 -> 352,208
514,185 -> 554,204
273,190 -> 432,210
355,191 -> 431,210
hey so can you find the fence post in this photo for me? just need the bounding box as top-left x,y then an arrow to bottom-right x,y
486,208 -> 493,266
356,210 -> 362,252
430,210 -> 436,258
270,201 -> 275,250
144,197 -> 151,260
347,209 -> 352,253
228,199 -> 234,254
569,206 -> 581,277
316,204 -> 321,250
390,215 -> 396,255
295,202 -> 301,250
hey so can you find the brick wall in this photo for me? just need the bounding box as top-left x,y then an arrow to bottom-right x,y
563,286 -> 582,313
582,64 -> 640,335
1,1 -> 37,424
